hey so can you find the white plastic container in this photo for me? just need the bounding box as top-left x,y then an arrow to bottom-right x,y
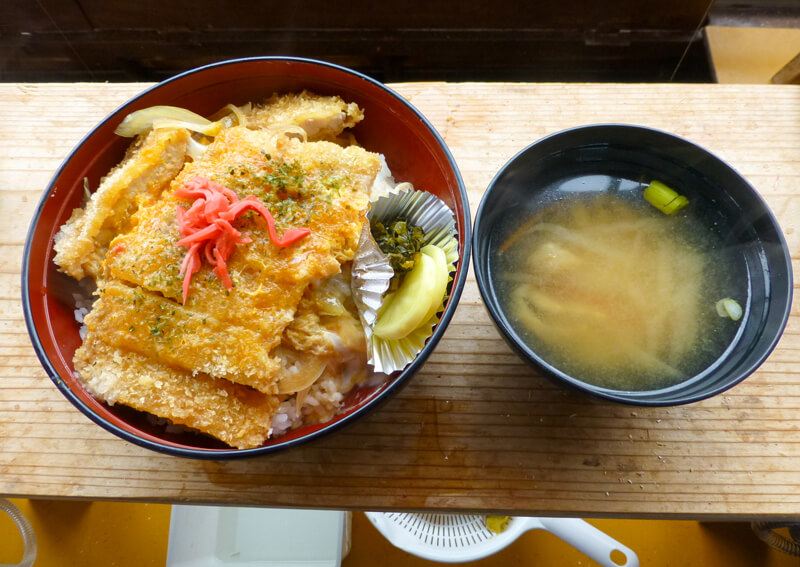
366,512 -> 638,566
167,506 -> 349,567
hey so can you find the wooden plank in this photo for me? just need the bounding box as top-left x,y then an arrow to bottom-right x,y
0,82 -> 799,520
773,51 -> 800,84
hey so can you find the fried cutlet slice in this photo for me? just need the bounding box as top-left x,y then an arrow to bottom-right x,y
104,127 -> 380,336
243,91 -> 364,141
179,127 -> 379,271
101,192 -> 306,344
84,279 -> 280,393
53,128 -> 190,280
74,334 -> 277,449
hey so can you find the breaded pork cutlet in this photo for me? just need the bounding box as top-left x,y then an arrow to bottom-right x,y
243,91 -> 364,141
93,127 -> 379,394
74,335 -> 277,449
82,279 -> 281,394
101,126 -> 380,369
53,128 -> 190,280
63,92 -> 382,449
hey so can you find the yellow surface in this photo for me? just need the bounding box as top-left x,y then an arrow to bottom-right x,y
348,514 -> 799,566
1,500 -> 798,566
706,25 -> 800,83
0,499 -> 169,567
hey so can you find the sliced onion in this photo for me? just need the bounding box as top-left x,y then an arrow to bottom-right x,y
208,102 -> 251,128
185,137 -> 210,161
151,118 -> 222,137
222,103 -> 248,128
282,124 -> 308,142
269,123 -> 308,145
277,349 -> 327,394
114,105 -> 219,137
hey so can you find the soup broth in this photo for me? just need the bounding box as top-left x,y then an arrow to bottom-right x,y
493,176 -> 746,391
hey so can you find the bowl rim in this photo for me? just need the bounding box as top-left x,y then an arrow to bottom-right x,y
22,56 -> 472,458
472,122 -> 793,406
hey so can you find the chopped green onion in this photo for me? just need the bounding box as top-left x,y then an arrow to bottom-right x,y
644,180 -> 689,215
715,298 -> 743,321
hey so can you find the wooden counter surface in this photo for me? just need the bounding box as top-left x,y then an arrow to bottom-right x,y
0,82 -> 798,519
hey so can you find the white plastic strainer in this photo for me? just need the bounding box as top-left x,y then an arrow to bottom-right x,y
366,512 -> 638,566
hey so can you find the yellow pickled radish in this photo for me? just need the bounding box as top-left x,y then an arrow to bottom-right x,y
373,252 -> 439,340
377,290 -> 397,316
419,244 -> 449,324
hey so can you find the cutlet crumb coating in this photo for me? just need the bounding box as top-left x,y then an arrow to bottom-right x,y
243,90 -> 364,141
54,128 -> 190,280
74,335 -> 277,449
58,91 -> 384,449
84,279 -> 282,394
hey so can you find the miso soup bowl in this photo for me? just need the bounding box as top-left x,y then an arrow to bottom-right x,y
22,57 -> 470,458
473,124 -> 793,406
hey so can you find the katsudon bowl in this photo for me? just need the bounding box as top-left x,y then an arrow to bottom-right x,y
473,124 -> 792,406
22,57 -> 470,458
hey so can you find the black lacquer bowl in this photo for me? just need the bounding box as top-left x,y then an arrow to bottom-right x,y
473,124 -> 792,406
23,57 -> 471,457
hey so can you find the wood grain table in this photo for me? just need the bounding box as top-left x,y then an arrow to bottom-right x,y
0,82 -> 798,520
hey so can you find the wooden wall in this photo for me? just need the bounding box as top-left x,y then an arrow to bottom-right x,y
3,0 -> 714,82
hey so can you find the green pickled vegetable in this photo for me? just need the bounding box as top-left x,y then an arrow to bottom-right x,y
371,218 -> 425,274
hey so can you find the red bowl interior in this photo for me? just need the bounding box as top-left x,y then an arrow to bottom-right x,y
24,57 -> 470,457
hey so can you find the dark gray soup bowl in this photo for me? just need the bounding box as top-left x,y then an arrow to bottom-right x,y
472,124 -> 793,406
